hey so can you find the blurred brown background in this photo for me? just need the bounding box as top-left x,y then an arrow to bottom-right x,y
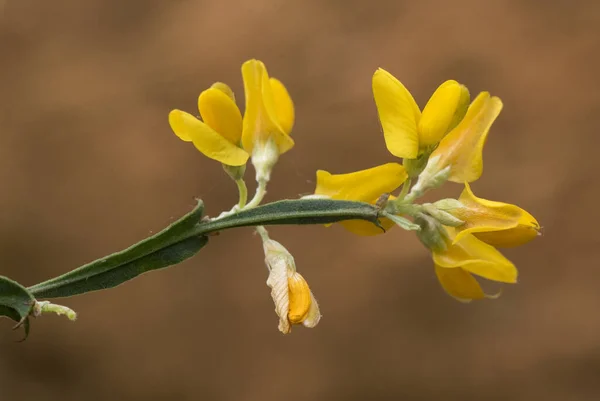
0,0 -> 599,400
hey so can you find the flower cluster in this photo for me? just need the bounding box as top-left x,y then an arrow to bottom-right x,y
169,60 -> 539,333
313,68 -> 540,302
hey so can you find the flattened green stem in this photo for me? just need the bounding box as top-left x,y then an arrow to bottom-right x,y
196,199 -> 380,235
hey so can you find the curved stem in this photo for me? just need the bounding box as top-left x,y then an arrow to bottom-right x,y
235,179 -> 248,209
255,225 -> 270,242
245,179 -> 267,209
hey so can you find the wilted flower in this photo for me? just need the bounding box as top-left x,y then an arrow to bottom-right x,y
263,238 -> 321,334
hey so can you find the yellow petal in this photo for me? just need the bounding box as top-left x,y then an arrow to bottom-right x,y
340,216 -> 395,236
434,264 -> 485,302
210,82 -> 236,102
433,227 -> 517,283
453,182 -> 540,247
269,78 -> 295,135
241,59 -> 295,155
198,87 -> 243,144
430,92 -> 503,183
288,272 -> 312,324
168,109 -> 249,166
372,68 -> 421,159
314,163 -> 407,203
418,80 -> 470,147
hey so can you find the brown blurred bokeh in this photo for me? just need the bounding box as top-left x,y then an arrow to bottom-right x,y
0,0 -> 599,400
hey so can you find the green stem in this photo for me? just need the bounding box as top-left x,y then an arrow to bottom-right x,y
244,179 -> 267,209
397,178 -> 412,200
235,179 -> 248,209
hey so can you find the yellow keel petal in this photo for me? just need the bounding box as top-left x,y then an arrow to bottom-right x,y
198,87 -> 243,144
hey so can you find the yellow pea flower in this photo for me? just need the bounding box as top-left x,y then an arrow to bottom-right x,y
449,182 -> 540,247
169,82 -> 249,166
424,92 -> 503,183
372,68 -> 470,159
263,237 -> 321,334
313,163 -> 408,235
169,59 -> 295,176
433,227 -> 517,302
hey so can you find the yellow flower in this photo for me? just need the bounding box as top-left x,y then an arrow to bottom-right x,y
168,59 -> 295,172
241,59 -> 295,156
449,182 -> 540,247
313,163 -> 408,235
433,227 -> 517,302
424,92 -> 503,183
169,82 -> 249,166
372,68 -> 470,159
263,238 -> 321,334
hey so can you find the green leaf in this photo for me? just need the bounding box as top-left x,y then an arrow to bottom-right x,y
29,200 -> 208,299
196,199 -> 380,234
0,276 -> 34,339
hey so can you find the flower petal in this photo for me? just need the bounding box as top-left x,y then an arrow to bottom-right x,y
453,182 -> 540,247
340,217 -> 395,236
372,68 -> 421,159
269,78 -> 295,135
433,227 -> 517,283
241,59 -> 295,155
287,272 -> 312,324
314,163 -> 407,203
418,80 -> 470,147
198,87 -> 243,144
430,92 -> 503,183
210,81 -> 236,101
168,109 -> 249,166
434,264 -> 485,302
302,290 -> 321,328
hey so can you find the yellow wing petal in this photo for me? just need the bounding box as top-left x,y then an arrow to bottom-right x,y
314,163 -> 408,203
433,227 -> 517,283
269,78 -> 295,135
434,264 -> 485,302
418,80 -> 470,147
372,68 -> 421,159
241,59 -> 294,155
168,109 -> 249,166
340,217 -> 394,236
198,87 -> 243,144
